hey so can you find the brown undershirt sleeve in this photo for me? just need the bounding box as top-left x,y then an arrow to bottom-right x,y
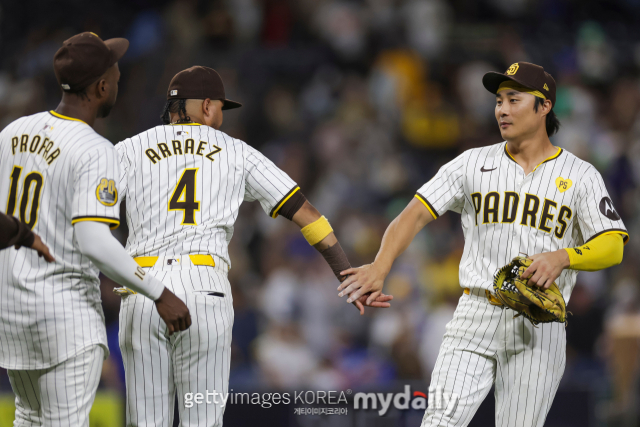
277,190 -> 307,220
319,241 -> 351,282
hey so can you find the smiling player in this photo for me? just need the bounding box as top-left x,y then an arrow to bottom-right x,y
338,62 -> 628,426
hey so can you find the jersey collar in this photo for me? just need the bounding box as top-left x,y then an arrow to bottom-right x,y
504,143 -> 563,173
49,110 -> 88,124
170,122 -> 202,126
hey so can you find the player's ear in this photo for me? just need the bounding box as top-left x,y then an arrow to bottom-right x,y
202,98 -> 211,116
96,79 -> 107,99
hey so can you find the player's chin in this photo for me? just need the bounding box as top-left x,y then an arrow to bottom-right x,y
499,126 -> 515,139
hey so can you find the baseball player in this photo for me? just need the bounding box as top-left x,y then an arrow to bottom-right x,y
114,65 -> 393,427
0,33 -> 190,427
0,212 -> 54,262
338,62 -> 628,426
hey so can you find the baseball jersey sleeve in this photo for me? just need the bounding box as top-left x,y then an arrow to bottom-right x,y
242,143 -> 299,218
71,144 -> 121,229
575,166 -> 628,244
114,141 -> 130,195
415,152 -> 467,218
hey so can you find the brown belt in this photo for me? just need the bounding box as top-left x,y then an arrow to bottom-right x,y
464,287 -> 504,307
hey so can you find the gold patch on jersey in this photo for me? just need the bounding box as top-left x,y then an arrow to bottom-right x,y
555,177 -> 572,193
96,178 -> 118,206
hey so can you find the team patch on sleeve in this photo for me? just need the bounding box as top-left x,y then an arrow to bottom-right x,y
599,197 -> 620,221
96,178 -> 118,206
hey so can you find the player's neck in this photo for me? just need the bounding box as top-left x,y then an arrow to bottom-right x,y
54,96 -> 98,127
169,112 -> 204,126
505,130 -> 556,175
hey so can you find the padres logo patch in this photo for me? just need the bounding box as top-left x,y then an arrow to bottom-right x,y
96,178 -> 118,206
555,177 -> 572,193
506,63 -> 519,75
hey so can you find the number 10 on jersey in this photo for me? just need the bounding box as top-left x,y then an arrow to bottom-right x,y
169,168 -> 200,225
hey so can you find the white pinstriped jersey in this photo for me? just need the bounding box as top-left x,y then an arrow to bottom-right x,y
0,111 -> 121,369
416,141 -> 628,303
115,124 -> 298,268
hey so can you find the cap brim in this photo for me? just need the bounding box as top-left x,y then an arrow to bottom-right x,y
222,99 -> 242,110
482,72 -> 534,95
105,38 -> 129,65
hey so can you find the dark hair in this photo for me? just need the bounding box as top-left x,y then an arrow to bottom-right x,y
533,97 -> 560,136
160,99 -> 191,124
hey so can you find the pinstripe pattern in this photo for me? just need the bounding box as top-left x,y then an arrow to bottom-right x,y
416,141 -> 627,303
119,266 -> 233,427
0,111 -> 118,370
417,141 -> 623,426
421,292 -> 565,427
115,125 -> 297,267
116,124 -> 295,426
7,345 -> 104,427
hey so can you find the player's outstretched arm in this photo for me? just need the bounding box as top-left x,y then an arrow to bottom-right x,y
521,233 -> 625,289
289,200 -> 394,315
338,197 -> 436,304
74,221 -> 191,334
0,212 -> 54,262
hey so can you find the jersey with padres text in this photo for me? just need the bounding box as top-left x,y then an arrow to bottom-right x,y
116,124 -> 298,269
416,141 -> 628,302
0,111 -> 121,369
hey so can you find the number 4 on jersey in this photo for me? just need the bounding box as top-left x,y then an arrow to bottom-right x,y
169,168 -> 200,225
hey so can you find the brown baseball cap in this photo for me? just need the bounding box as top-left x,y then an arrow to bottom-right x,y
482,62 -> 556,107
167,66 -> 242,110
53,32 -> 128,92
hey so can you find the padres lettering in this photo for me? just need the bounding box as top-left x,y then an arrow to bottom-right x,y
471,191 -> 572,238
145,139 -> 222,164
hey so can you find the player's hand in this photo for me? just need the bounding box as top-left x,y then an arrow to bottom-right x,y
520,250 -> 570,289
350,291 -> 394,315
15,234 -> 55,263
154,288 -> 192,334
337,263 -> 387,306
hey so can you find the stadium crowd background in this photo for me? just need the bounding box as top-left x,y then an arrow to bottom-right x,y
1,0 -> 639,425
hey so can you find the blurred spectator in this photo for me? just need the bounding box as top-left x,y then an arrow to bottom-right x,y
1,1 -> 640,425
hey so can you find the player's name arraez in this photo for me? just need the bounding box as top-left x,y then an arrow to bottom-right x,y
145,139 -> 222,164
10,134 -> 61,165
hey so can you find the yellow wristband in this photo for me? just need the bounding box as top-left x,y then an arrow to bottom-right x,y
301,216 -> 333,246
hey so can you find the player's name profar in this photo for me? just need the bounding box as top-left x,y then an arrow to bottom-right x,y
10,134 -> 61,165
145,139 -> 222,165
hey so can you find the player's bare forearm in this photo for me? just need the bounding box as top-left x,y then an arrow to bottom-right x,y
338,197 -> 435,303
375,198 -> 435,273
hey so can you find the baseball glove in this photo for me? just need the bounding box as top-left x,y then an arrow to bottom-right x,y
493,256 -> 567,326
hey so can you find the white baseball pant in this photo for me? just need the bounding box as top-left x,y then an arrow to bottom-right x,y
119,260 -> 233,427
7,345 -> 105,427
421,288 -> 566,427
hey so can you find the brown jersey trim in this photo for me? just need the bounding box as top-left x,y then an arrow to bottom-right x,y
270,186 -> 300,218
585,228 -> 629,245
415,193 -> 439,219
71,216 -> 120,230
